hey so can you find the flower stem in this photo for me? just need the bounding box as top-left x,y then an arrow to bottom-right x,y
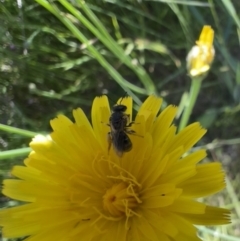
0,147 -> 31,160
0,124 -> 37,137
178,76 -> 203,132
35,0 -> 148,104
61,0 -> 157,94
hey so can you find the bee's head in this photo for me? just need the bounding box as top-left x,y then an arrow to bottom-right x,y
112,104 -> 127,112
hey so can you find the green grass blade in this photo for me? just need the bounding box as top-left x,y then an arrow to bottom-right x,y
0,148 -> 31,160
221,0 -> 240,30
35,0 -> 144,104
70,0 -> 156,94
0,124 -> 37,137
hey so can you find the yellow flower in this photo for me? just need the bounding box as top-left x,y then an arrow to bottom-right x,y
0,96 -> 230,241
187,25 -> 215,77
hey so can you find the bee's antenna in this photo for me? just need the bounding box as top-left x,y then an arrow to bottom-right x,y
119,92 -> 129,105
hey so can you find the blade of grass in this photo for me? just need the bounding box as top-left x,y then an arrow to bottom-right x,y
178,77 -> 202,131
35,0 -> 143,104
225,176 -> 240,219
59,0 -> 157,94
221,0 -> 240,30
29,88 -> 92,105
85,3 -> 165,39
198,226 -> 238,241
0,148 -> 31,160
0,124 -> 37,137
167,2 -> 190,39
104,0 -> 167,24
208,0 -> 237,74
145,0 -> 209,6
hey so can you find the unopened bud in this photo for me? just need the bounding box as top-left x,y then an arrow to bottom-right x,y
187,26 -> 215,77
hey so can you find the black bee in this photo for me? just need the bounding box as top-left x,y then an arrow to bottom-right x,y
108,103 -> 135,157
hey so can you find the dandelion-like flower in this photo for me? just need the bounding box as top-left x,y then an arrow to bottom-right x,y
187,25 -> 215,77
0,96 -> 230,241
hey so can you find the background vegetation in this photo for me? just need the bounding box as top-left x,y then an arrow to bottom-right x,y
0,0 -> 240,240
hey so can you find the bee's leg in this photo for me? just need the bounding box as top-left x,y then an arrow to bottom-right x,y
126,128 -> 144,137
126,129 -> 136,134
101,121 -> 110,126
125,114 -> 139,127
124,114 -> 132,126
126,120 -> 135,127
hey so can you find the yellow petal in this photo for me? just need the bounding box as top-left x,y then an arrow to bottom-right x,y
2,179 -> 36,202
152,105 -> 178,145
135,216 -> 160,241
183,206 -> 231,225
91,95 -> 111,154
137,95 -> 163,132
144,210 -> 178,238
166,198 -> 206,214
117,96 -> 133,122
163,212 -> 198,238
180,163 -> 226,197
198,25 -> 214,46
168,123 -> 206,154
73,108 -> 95,134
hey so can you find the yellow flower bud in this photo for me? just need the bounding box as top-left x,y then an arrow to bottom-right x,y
187,25 -> 215,77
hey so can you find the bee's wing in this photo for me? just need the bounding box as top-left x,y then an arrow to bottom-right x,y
112,131 -> 132,157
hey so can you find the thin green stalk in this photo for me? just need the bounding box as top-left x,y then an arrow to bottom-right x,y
0,124 -> 37,137
178,76 -> 202,132
35,0 -> 144,104
198,227 -> 238,241
221,0 -> 240,30
226,176 -> 240,218
73,0 -> 156,94
0,147 -> 31,160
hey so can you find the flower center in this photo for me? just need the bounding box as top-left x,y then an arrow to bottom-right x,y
103,182 -> 141,217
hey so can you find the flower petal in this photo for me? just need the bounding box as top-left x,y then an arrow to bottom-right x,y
137,95 -> 162,132
168,123 -> 206,154
152,105 -> 177,145
163,212 -> 198,238
0,95 -> 229,241
180,163 -> 226,197
136,215 -> 160,241
117,96 -> 133,122
73,108 -> 95,134
166,198 -> 206,214
183,206 -> 231,225
143,210 -> 178,238
91,96 -> 111,154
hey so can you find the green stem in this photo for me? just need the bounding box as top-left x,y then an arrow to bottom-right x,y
0,124 -> 37,137
35,0 -> 146,104
74,0 -> 156,94
0,147 -> 31,160
198,227 -> 239,241
178,76 -> 203,132
226,176 -> 240,218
